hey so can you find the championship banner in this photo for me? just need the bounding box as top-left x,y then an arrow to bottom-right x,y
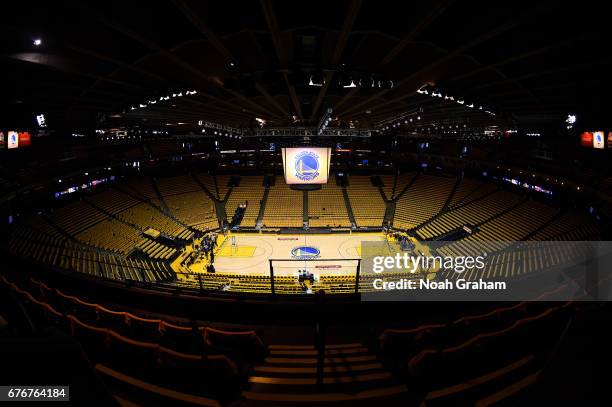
282,147 -> 331,184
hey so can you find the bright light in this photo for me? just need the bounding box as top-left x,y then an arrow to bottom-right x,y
33,38 -> 42,46
566,114 -> 576,125
343,80 -> 357,88
308,76 -> 323,87
36,114 -> 46,127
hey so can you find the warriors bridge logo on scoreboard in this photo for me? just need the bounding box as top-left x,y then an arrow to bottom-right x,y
294,151 -> 320,181
291,246 -> 321,259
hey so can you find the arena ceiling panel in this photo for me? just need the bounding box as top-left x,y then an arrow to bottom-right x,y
1,0 -> 611,129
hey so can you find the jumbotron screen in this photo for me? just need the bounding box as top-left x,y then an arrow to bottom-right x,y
282,147 -> 331,184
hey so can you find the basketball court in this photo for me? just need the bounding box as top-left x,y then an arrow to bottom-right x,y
212,233 -> 383,276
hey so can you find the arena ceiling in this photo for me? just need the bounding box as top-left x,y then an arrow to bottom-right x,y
1,0 -> 611,130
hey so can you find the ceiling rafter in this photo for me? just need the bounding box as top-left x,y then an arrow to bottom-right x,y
332,0 -> 453,114
335,9 -> 547,121
337,19 -> 527,118
94,13 -> 281,121
465,59 -> 612,94
448,38 -> 585,85
379,0 -> 454,66
171,0 -> 288,119
310,0 -> 362,121
260,0 -> 303,122
4,53 -> 144,90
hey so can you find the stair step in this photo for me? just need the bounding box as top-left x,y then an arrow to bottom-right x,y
269,347 -> 368,356
265,355 -> 377,365
249,372 -> 393,385
254,363 -> 384,374
268,343 -> 362,350
242,384 -> 409,403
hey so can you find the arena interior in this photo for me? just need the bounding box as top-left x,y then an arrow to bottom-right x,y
1,1 -> 611,406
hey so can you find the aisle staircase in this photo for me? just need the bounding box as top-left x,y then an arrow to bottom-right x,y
242,343 -> 408,406
393,173 -> 419,200
341,187 -> 356,228
191,173 -> 218,201
303,191 -> 309,227
383,201 -> 396,227
255,187 -> 271,229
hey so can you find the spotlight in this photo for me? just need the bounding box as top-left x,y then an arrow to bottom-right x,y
33,38 -> 42,46
308,74 -> 324,87
343,79 -> 357,88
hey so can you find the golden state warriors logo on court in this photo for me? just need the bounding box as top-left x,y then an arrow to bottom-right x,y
295,151 -> 320,181
291,246 -> 320,259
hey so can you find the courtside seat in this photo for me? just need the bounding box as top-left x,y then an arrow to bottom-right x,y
203,327 -> 266,362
